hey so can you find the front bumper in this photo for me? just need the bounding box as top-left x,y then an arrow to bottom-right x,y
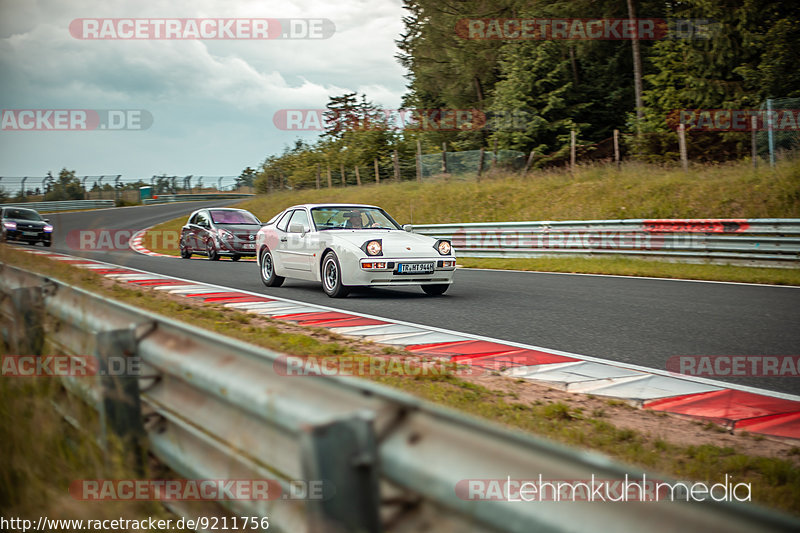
5,229 -> 51,243
346,256 -> 456,286
217,238 -> 257,256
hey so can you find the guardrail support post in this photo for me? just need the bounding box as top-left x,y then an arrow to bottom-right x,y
300,414 -> 382,533
6,286 -> 45,355
96,327 -> 146,473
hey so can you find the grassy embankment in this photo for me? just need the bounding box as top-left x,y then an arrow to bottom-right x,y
143,159 -> 800,284
1,245 -> 799,517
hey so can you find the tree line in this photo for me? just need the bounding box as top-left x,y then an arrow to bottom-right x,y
252,0 -> 800,191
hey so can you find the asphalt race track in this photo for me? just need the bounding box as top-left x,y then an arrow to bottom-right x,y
19,201 -> 800,396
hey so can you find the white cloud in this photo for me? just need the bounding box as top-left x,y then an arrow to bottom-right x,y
0,0 -> 410,177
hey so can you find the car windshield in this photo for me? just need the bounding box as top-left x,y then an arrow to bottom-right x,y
209,210 -> 259,225
311,207 -> 400,230
4,209 -> 42,221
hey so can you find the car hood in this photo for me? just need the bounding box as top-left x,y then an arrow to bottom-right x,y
6,218 -> 47,227
329,230 -> 449,257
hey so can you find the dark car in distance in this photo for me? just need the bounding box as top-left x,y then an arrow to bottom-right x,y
180,208 -> 261,261
1,207 -> 53,246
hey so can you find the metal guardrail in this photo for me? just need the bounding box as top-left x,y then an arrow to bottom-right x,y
1,263 -> 798,532
0,199 -> 115,212
413,218 -> 800,267
142,194 -> 254,205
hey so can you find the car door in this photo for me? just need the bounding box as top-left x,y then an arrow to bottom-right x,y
280,209 -> 314,273
192,211 -> 212,250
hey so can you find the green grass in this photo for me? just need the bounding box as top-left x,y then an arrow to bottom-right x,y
458,256 -> 800,285
235,159 -> 800,224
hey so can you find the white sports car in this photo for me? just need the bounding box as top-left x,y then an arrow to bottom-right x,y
255,204 -> 456,297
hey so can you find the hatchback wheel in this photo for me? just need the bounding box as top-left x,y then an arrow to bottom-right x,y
180,236 -> 192,258
206,240 -> 219,261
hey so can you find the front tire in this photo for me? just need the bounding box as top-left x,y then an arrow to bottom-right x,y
180,236 -> 192,258
43,240 -> 52,248
231,255 -> 241,262
421,284 -> 449,296
321,251 -> 349,298
206,240 -> 220,261
259,248 -> 284,287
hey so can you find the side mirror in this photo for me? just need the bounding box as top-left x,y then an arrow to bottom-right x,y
44,219 -> 50,223
289,223 -> 307,235
403,224 -> 413,232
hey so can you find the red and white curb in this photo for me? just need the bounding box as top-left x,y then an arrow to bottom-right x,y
129,228 -> 174,258
24,249 -> 800,441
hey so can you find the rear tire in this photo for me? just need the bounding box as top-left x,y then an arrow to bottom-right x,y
259,248 -> 284,287
206,240 -> 220,261
321,251 -> 349,298
421,284 -> 449,296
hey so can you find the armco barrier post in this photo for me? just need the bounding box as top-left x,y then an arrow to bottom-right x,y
96,327 -> 146,473
9,286 -> 45,355
301,414 -> 382,533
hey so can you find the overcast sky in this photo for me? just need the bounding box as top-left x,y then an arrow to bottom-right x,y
0,0 -> 408,183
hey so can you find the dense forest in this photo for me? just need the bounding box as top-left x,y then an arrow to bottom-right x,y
253,0 -> 800,191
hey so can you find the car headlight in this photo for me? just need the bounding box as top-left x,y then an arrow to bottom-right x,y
43,225 -> 53,233
217,229 -> 234,240
435,240 -> 451,255
362,239 -> 382,256
3,221 -> 16,230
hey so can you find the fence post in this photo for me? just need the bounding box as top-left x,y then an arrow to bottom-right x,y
751,116 -> 758,170
492,138 -> 498,171
523,150 -> 535,176
374,158 -> 380,184
613,129 -> 620,169
392,150 -> 400,181
678,124 -> 688,173
570,130 -> 577,171
300,414 -> 382,533
477,147 -> 485,180
354,165 -> 361,186
416,139 -> 423,182
441,142 -> 448,174
767,98 -> 775,167
316,164 -> 321,189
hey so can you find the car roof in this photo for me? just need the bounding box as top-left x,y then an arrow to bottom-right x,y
288,203 -> 380,210
3,207 -> 40,215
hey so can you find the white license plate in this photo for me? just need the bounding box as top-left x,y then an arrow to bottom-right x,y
23,231 -> 38,236
242,243 -> 255,250
397,262 -> 434,274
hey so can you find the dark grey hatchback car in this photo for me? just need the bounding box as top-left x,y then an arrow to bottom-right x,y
179,208 -> 261,261
1,207 -> 53,246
